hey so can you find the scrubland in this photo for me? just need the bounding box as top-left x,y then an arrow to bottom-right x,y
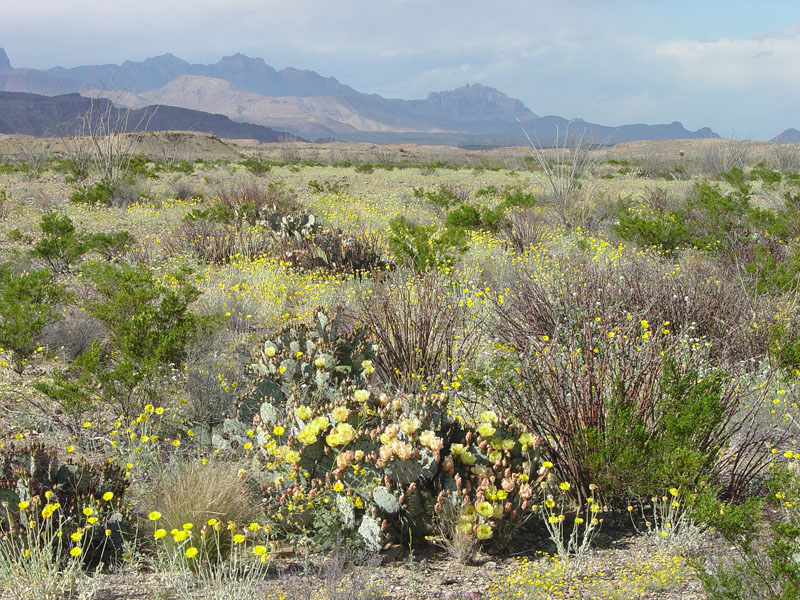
0,132 -> 799,599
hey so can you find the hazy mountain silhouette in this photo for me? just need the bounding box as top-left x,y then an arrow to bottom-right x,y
771,128 -> 800,143
0,91 -> 301,142
0,47 -> 725,146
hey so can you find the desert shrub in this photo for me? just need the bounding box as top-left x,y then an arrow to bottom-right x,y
353,162 -> 374,173
445,202 -> 506,233
412,184 -> 470,211
172,180 -> 197,201
0,263 -> 66,373
31,212 -> 94,273
0,188 -> 8,220
40,306 -> 106,362
31,212 -> 136,272
69,178 -> 115,206
691,458 -> 800,599
700,140 -> 750,176
239,157 -> 274,176
751,162 -> 783,188
184,351 -> 246,434
308,178 -> 349,195
489,260 -> 779,502
387,216 -> 468,273
500,208 -> 549,254
357,275 -> 485,395
187,180 -> 297,226
276,226 -> 391,276
36,262 -> 214,420
165,221 -> 273,264
614,180 -> 751,253
89,230 -> 136,261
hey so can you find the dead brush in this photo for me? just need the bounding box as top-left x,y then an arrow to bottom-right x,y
501,207 -> 549,254
491,258 -> 786,502
358,273 -> 486,394
163,221 -> 273,264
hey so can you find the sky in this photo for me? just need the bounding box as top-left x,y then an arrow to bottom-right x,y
2,0 -> 799,140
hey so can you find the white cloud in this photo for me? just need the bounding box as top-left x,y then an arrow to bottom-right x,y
656,25 -> 800,90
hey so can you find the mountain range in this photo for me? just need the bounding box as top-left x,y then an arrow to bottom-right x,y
0,47 -> 792,146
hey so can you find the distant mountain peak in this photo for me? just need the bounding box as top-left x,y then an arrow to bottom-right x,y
412,83 -> 537,122
0,48 -> 11,72
772,128 -> 800,143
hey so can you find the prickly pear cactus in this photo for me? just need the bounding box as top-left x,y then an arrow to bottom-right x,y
0,442 -> 131,565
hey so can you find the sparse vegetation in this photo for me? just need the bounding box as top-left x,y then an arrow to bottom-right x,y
1,134 -> 799,599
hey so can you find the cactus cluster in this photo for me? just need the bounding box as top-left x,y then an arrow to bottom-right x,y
215,310 -> 544,552
0,442 -> 131,565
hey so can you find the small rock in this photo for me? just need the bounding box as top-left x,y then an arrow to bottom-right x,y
482,561 -> 497,570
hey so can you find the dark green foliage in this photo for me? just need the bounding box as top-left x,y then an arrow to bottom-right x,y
32,212 -> 93,273
0,264 -> 65,373
308,179 -> 349,194
88,230 -> 136,261
614,180 -> 762,254
768,321 -> 800,373
239,157 -> 274,175
445,203 -> 506,233
37,262 -> 213,419
127,155 -> 160,179
717,166 -> 750,193
613,207 -> 690,251
412,184 -> 460,210
751,162 -> 783,188
69,179 -> 115,206
387,216 -> 468,273
690,465 -> 800,599
576,361 -> 732,502
31,212 -> 136,272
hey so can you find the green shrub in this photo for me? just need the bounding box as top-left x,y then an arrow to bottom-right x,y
0,263 -> 65,373
31,212 -> 136,272
37,262 -> 214,420
239,157 -> 273,176
31,212 -> 93,273
690,461 -> 800,599
69,179 -> 115,206
387,216 -> 468,273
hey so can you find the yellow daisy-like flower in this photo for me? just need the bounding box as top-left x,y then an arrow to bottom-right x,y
185,547 -> 199,558
82,507 -> 94,517
70,547 -> 82,557
102,492 -> 114,502
252,545 -> 267,556
559,482 -> 571,491
333,482 -> 345,492
148,511 -> 162,521
233,534 -> 246,544
154,529 -> 167,539
541,461 -> 553,469
18,501 -> 29,510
